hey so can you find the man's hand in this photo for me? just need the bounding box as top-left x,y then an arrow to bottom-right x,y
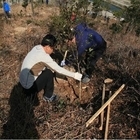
74,72 -> 82,81
61,50 -> 68,67
60,60 -> 66,66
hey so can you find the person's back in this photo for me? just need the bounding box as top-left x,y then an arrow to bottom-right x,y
87,28 -> 104,46
3,0 -> 11,18
19,34 -> 82,103
74,23 -> 105,56
71,23 -> 107,83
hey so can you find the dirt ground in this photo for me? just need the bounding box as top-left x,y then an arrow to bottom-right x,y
0,3 -> 140,139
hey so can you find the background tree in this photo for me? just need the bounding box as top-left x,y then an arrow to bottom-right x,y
0,0 -> 2,8
22,0 -> 28,12
91,0 -> 102,12
30,0 -> 35,16
48,0 -> 91,48
123,0 -> 140,36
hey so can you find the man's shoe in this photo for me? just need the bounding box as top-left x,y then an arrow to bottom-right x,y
43,94 -> 57,102
81,75 -> 90,83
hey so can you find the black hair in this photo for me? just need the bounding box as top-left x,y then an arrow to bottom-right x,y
41,34 -> 57,47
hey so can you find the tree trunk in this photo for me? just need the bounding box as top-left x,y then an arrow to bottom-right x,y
30,0 -> 35,16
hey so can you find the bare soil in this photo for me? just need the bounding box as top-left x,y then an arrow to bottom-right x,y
0,3 -> 140,139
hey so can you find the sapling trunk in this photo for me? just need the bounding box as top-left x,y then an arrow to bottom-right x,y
70,45 -> 82,102
76,51 -> 82,102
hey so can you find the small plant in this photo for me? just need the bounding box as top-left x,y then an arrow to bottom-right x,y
26,19 -> 32,25
109,23 -> 123,33
58,99 -> 66,110
135,27 -> 140,36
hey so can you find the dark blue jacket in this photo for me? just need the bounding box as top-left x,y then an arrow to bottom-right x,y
3,2 -> 10,12
75,23 -> 105,56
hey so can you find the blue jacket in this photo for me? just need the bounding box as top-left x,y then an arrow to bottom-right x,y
3,2 -> 10,12
75,23 -> 105,56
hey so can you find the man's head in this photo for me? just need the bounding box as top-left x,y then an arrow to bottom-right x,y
41,34 -> 57,54
41,34 -> 57,47
67,23 -> 87,44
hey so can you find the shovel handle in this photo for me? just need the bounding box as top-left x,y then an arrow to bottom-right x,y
63,50 -> 68,61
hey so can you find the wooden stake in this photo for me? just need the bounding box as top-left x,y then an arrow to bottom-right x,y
104,91 -> 111,139
76,50 -> 81,102
86,84 -> 125,127
77,61 -> 81,101
99,83 -> 106,130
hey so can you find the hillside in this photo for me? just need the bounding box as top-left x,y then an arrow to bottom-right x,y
0,3 -> 140,139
